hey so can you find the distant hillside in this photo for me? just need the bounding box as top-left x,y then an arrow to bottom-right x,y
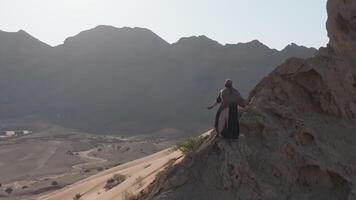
0,30 -> 52,117
0,26 -> 317,132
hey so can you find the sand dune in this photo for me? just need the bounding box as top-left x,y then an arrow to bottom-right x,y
39,148 -> 183,200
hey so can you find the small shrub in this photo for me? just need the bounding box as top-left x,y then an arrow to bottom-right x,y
107,178 -> 115,184
104,174 -> 126,190
83,169 -> 91,173
73,193 -> 81,200
0,183 -> 2,187
113,174 -> 126,181
174,135 -> 203,154
5,187 -> 13,194
22,185 -> 28,189
122,147 -> 130,152
97,167 -> 104,171
51,181 -> 58,186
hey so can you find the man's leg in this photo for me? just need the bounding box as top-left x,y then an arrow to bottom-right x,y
214,108 -> 222,130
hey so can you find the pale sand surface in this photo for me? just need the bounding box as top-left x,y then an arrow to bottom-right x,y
39,148 -> 183,200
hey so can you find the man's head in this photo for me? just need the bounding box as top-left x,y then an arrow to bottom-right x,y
225,79 -> 233,88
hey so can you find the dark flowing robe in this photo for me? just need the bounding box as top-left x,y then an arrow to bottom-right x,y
214,87 -> 245,139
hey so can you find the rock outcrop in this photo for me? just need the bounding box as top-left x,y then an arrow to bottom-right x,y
139,0 -> 356,199
327,0 -> 356,58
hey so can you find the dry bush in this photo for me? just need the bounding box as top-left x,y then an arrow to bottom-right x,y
5,187 -> 13,194
143,164 -> 151,169
104,174 -> 126,190
51,181 -> 58,186
73,193 -> 81,200
174,135 -> 203,154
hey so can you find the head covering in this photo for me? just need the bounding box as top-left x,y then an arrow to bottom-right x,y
224,79 -> 233,88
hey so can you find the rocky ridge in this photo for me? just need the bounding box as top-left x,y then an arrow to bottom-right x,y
0,26 -> 316,132
139,0 -> 356,199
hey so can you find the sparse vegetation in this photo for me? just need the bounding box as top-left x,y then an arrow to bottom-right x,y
122,147 -> 130,152
143,164 -> 151,169
104,174 -> 126,190
5,187 -> 13,194
174,135 -> 203,154
51,181 -> 58,186
73,193 -> 81,200
22,185 -> 28,189
84,169 -> 91,173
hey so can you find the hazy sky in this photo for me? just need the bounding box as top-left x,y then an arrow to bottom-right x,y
0,0 -> 328,49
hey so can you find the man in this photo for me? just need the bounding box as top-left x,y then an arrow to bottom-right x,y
207,79 -> 247,139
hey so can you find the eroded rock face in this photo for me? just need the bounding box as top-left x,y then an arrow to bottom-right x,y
140,102 -> 356,199
327,0 -> 356,57
251,48 -> 356,119
140,0 -> 356,199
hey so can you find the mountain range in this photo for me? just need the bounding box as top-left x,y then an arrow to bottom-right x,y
0,26 -> 317,132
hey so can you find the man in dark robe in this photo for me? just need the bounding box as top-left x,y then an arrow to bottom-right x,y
207,79 -> 247,139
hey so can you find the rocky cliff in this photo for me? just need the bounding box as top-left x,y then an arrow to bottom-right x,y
327,0 -> 356,58
139,0 -> 356,199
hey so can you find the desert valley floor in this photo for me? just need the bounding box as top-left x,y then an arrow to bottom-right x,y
0,119 -> 187,200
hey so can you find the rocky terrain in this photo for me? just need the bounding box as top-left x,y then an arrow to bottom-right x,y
138,0 -> 356,199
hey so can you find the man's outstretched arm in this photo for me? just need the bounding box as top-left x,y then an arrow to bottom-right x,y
207,102 -> 219,110
207,94 -> 221,110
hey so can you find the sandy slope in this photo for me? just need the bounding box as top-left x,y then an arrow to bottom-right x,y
39,148 -> 183,200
